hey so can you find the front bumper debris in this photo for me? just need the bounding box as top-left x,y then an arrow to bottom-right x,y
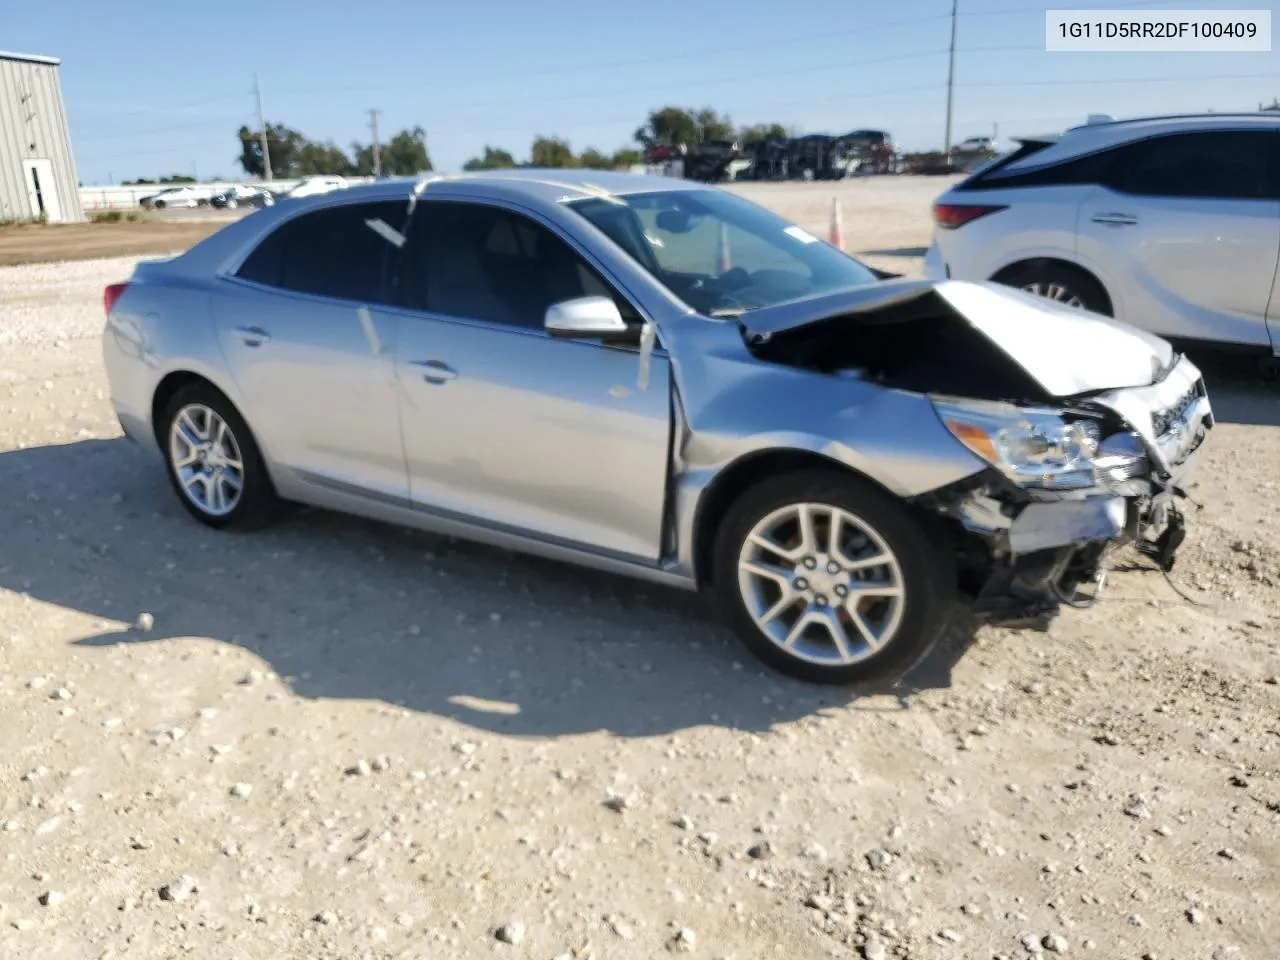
932,353 -> 1212,631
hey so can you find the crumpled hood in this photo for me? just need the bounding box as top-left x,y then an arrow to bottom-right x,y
739,278 -> 1176,399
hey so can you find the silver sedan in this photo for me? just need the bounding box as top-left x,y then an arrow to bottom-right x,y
102,170 -> 1213,684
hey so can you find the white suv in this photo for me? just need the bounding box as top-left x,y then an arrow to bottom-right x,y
923,114 -> 1280,357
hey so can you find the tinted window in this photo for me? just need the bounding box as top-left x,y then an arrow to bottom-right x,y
402,201 -> 630,329
1105,131 -> 1274,200
235,200 -> 407,303
969,144 -> 1110,190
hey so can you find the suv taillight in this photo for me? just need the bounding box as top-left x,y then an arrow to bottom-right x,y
933,202 -> 1007,229
103,282 -> 129,316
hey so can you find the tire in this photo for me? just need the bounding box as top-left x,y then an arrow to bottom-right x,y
154,200 -> 166,210
994,261 -> 1111,315
160,382 -> 280,531
712,468 -> 956,685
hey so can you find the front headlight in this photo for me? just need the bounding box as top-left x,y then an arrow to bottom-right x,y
933,399 -> 1101,490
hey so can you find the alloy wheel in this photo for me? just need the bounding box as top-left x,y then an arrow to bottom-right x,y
736,502 -> 906,666
1021,281 -> 1084,308
168,403 -> 245,517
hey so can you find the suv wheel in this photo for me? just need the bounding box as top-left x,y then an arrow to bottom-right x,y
712,469 -> 956,685
995,262 -> 1111,315
161,383 -> 280,530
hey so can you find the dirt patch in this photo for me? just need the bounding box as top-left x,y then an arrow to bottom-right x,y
0,221 -> 223,267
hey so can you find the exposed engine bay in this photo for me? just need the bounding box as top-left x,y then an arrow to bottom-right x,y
738,283 -> 1215,630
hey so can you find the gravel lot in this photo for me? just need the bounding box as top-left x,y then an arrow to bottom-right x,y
1,178 -> 1277,960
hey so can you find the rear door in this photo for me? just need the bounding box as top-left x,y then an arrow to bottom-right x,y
1076,129 -> 1280,348
213,198 -> 409,499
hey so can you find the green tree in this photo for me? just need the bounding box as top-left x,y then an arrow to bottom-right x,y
578,147 -> 613,169
739,122 -> 789,142
354,126 -> 433,175
462,146 -> 518,170
611,148 -> 644,167
634,106 -> 734,148
296,140 -> 355,176
237,123 -> 306,178
530,135 -> 577,168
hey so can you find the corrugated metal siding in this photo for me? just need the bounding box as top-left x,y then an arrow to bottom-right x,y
0,56 -> 84,222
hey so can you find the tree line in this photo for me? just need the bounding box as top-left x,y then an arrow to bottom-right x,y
232,107 -> 792,179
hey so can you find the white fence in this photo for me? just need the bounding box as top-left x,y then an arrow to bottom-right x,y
79,177 -> 379,210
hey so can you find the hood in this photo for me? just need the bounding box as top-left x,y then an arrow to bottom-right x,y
739,278 -> 1175,399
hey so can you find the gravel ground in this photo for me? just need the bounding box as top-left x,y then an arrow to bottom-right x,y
1,179 -> 1278,960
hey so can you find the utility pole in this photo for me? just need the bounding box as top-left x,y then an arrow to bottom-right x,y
944,0 -> 958,157
369,108 -> 382,177
254,73 -> 273,182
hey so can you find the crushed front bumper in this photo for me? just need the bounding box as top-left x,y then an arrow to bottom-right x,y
933,354 -> 1213,629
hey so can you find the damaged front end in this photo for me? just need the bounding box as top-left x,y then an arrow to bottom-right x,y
920,357 -> 1213,629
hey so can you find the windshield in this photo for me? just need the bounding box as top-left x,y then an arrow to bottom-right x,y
567,189 -> 879,316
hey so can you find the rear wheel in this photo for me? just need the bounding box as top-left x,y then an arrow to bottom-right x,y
161,383 -> 280,531
994,261 -> 1111,315
712,469 -> 956,685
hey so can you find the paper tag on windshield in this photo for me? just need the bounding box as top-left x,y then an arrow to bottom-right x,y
784,225 -> 820,244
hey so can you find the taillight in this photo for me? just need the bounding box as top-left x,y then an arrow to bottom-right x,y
103,282 -> 129,316
933,202 -> 1007,229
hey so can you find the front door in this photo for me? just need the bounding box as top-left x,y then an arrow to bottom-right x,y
213,198 -> 410,500
21,159 -> 61,221
391,198 -> 673,562
1076,129 -> 1280,348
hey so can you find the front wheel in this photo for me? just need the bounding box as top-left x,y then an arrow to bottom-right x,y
994,262 -> 1111,315
712,469 -> 956,685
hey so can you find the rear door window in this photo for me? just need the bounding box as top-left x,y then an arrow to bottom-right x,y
1104,131 -> 1276,200
235,199 -> 408,303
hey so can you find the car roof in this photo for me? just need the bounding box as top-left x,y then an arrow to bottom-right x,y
1001,111 -> 1280,172
281,168 -> 706,210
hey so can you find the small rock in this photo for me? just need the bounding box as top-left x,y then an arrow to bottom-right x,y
1217,848 -> 1237,861
496,921 -> 525,945
603,793 -> 633,813
1021,933 -> 1045,953
674,814 -> 694,830
159,876 -> 198,902
395,912 -> 413,927
229,782 -> 253,798
1043,934 -> 1069,953
370,754 -> 391,773
346,759 -> 372,777
1024,681 -> 1047,696
1228,774 -> 1248,788
223,841 -> 239,857
1094,732 -> 1120,746
863,939 -> 888,960
27,676 -> 48,690
1155,825 -> 1173,837
136,612 -> 154,631
238,669 -> 263,686
866,848 -> 894,870
1127,914 -> 1145,927
672,927 -> 696,952
961,903 -> 982,916
50,687 -> 72,701
606,915 -> 635,940
313,910 -> 337,925
801,840 -> 829,861
747,841 -> 774,860
1187,907 -> 1203,924
1123,795 -> 1152,820
805,894 -> 833,912
38,891 -> 62,907
198,707 -> 218,720
940,928 -> 964,942
11,919 -> 35,932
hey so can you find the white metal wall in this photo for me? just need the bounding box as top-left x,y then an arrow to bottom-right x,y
0,54 -> 84,222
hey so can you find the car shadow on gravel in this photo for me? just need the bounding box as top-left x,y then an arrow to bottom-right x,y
2,438 -> 973,737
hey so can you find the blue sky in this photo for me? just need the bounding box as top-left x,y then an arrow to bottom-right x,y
6,0 -> 1277,183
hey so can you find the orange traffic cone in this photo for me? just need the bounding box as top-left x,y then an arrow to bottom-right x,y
828,197 -> 845,251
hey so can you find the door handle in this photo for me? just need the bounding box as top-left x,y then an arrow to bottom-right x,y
409,359 -> 457,384
1091,212 -> 1138,226
233,325 -> 271,346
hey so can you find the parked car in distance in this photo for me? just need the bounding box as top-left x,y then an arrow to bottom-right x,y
210,185 -> 275,210
139,185 -> 209,210
101,170 -> 1213,685
924,113 -> 1280,360
284,175 -> 348,199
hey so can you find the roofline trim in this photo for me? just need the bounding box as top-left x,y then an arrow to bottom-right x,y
0,50 -> 61,66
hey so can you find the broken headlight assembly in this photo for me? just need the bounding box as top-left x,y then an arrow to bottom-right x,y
933,399 -> 1141,492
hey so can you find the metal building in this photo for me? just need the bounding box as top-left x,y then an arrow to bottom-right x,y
0,51 -> 83,223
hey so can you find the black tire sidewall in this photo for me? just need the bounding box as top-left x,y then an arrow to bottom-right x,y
712,468 -> 956,686
160,383 -> 278,531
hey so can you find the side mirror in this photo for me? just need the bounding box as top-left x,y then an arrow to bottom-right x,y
545,296 -> 632,341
